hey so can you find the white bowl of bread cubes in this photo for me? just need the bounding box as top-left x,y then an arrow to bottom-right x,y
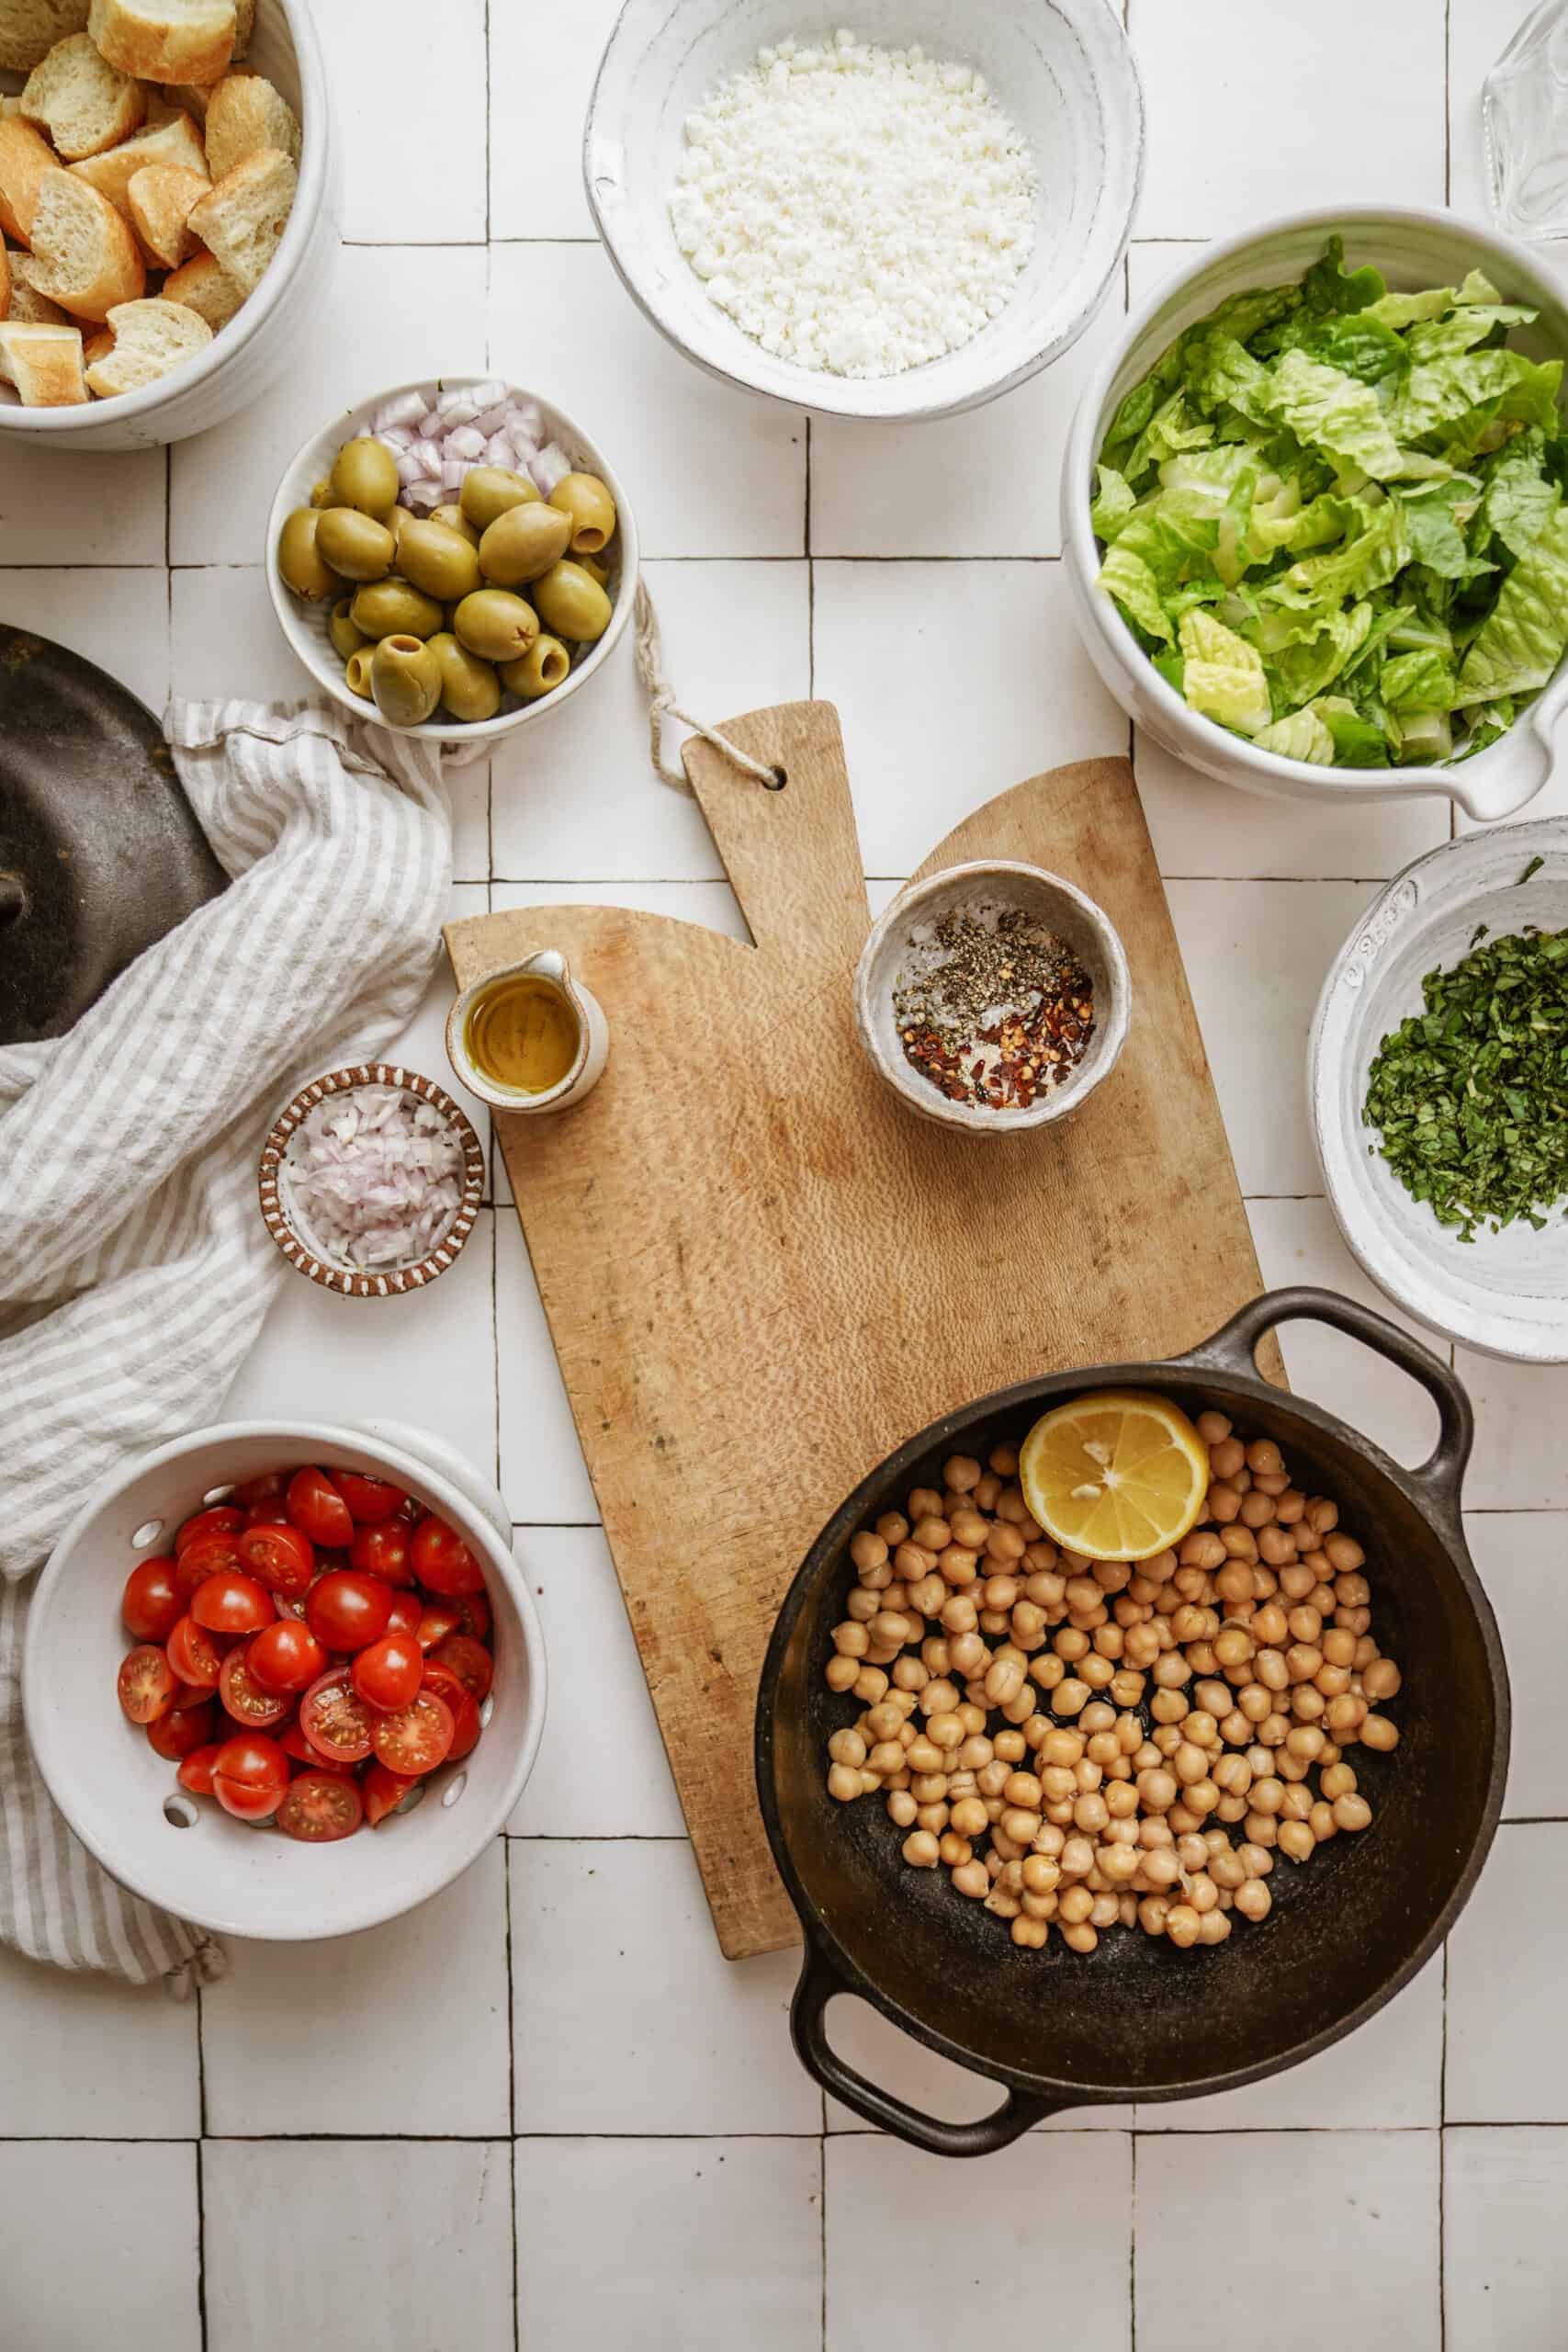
0,0 -> 335,445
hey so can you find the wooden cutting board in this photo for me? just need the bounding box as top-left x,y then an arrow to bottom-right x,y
446,703 -> 1273,1960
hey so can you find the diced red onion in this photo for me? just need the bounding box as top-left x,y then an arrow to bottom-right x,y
437,389 -> 480,424
284,1085 -> 466,1272
484,432 -> 513,468
373,390 -> 426,433
446,424 -> 486,460
395,450 -> 426,487
510,399 -> 543,444
441,457 -> 467,492
472,379 -> 507,406
475,401 -> 511,438
377,424 -> 412,450
531,442 -> 572,496
403,481 -> 442,512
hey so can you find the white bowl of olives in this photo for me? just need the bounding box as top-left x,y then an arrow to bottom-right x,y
266,376 -> 640,741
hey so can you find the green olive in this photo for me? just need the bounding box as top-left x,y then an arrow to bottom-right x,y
371,634 -> 443,728
427,631 -> 502,724
478,501 -> 572,589
315,505 -> 396,584
349,577 -> 445,641
331,435 -> 400,518
344,645 -> 376,700
385,505 -> 412,551
459,465 -> 538,532
432,501 -> 481,548
502,635 -> 571,701
453,587 -> 541,664
396,518 -> 483,604
548,471 -> 617,555
329,598 -> 367,662
310,476 -> 334,509
533,560 -> 614,644
577,553 -> 610,589
277,507 -> 338,602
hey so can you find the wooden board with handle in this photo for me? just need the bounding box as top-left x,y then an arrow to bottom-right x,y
446,703 -> 1274,1960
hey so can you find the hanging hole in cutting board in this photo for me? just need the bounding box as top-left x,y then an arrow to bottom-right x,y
764,766 -> 787,791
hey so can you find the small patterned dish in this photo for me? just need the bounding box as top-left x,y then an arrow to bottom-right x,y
258,1063 -> 485,1300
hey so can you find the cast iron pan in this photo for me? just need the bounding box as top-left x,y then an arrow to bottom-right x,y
0,627 -> 226,1045
756,1287 -> 1509,2156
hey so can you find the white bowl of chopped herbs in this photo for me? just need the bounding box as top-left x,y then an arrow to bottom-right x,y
1312,819 -> 1568,1361
1064,210 -> 1568,822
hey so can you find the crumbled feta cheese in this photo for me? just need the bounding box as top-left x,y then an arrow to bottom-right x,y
667,28 -> 1037,380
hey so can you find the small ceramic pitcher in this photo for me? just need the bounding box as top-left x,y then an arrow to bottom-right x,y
446,949 -> 610,1114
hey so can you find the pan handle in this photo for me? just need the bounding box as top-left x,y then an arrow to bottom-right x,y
1179,1285 -> 1473,1528
791,1944 -> 1060,2157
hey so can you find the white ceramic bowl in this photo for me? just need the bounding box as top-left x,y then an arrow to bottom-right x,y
24,1421 -> 547,1940
585,0 -> 1144,424
853,859 -> 1131,1130
1311,818 -> 1568,1362
267,376 -> 640,744
1064,208 -> 1568,823
0,0 -> 337,450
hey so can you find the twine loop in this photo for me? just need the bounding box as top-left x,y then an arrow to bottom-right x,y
634,581 -> 785,796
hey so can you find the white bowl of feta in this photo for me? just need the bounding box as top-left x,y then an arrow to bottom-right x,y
585,2 -> 1144,422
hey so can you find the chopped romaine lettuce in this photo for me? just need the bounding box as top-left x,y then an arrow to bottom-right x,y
1091,237 -> 1568,767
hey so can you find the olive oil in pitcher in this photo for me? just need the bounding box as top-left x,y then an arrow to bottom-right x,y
463,973 -> 581,1096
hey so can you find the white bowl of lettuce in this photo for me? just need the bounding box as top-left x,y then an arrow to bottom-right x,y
1064,209 -> 1568,822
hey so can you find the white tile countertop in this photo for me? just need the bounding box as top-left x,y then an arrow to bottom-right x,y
5,2 -> 1568,2346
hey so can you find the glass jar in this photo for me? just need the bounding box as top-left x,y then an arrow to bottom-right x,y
1484,0 -> 1568,239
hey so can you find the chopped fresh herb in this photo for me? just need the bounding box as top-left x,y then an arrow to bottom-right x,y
1520,854 -> 1546,885
1470,922 -> 1490,946
1362,924 -> 1568,1237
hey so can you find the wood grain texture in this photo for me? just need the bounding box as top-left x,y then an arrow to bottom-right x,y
445,702 -> 1273,1959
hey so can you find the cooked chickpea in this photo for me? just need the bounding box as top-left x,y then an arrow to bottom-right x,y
1278,1819 -> 1315,1863
1334,1792 -> 1372,1832
1235,1877 -> 1271,1922
1360,1713 -> 1400,1753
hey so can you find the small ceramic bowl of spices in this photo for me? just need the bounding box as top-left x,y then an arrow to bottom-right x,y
855,862 -> 1131,1133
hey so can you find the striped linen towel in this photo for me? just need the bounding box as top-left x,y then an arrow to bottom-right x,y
0,698 -> 455,1989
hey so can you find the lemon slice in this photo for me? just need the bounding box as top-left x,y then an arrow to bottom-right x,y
1019,1390 -> 1210,1563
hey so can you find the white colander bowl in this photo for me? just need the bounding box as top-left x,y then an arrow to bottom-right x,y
24,1420 -> 546,1941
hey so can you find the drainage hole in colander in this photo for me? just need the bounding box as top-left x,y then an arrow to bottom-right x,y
164,1794 -> 200,1829
440,1772 -> 468,1810
131,1519 -> 164,1548
202,1484 -> 235,1506
479,1696 -> 494,1730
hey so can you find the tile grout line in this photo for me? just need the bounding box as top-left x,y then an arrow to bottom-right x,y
195,2138 -> 209,2352
1128,2128 -> 1137,2349
818,2130 -> 828,2352
1439,1938 -> 1450,2349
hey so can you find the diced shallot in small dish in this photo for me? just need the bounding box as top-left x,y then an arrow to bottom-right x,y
258,1066 -> 485,1301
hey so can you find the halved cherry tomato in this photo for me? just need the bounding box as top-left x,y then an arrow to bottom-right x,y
422,1663 -> 481,1759
175,1505 -> 245,1554
277,1769 -> 364,1842
300,1669 -> 374,1764
384,1589 -> 423,1640
166,1613 -> 224,1690
238,1521 -> 314,1600
246,1498 -> 291,1525
370,1688 -> 454,1776
352,1632 -> 423,1713
431,1633 -> 493,1704
411,1514 -> 485,1598
347,1521 -> 415,1587
279,1717 -> 318,1764
191,1570 -> 276,1636
118,1644 -> 175,1724
362,1760 -> 419,1826
176,1742 -> 224,1796
122,1557 -> 181,1643
306,1569 -> 392,1653
334,1470 -> 407,1525
450,1589 -> 491,1643
220,1645 -> 290,1729
232,1471 -> 286,1508
248,1617 -> 329,1696
148,1698 -> 219,1759
415,1600 -> 461,1652
175,1530 -> 247,1602
288,1467 -> 354,1548
211,1733 -> 288,1821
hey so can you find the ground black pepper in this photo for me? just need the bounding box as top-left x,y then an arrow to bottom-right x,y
891,907 -> 1096,1111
